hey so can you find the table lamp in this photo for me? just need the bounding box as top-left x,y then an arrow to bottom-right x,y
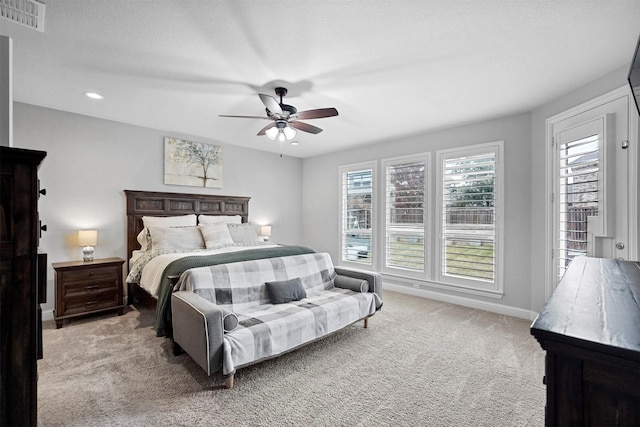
78,229 -> 98,262
260,225 -> 272,242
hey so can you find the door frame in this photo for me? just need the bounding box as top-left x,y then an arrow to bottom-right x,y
544,85 -> 639,300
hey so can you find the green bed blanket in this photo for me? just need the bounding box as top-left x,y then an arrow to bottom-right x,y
155,245 -> 315,337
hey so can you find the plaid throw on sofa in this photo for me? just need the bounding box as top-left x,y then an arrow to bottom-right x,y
177,253 -> 378,376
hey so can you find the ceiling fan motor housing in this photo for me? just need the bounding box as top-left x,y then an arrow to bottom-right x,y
274,87 -> 288,97
265,103 -> 297,116
269,87 -> 297,116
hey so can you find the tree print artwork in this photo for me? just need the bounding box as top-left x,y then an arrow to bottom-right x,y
164,137 -> 223,188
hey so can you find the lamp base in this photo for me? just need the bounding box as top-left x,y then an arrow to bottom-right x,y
82,246 -> 94,262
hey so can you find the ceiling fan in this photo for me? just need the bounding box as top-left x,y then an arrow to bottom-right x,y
219,87 -> 338,142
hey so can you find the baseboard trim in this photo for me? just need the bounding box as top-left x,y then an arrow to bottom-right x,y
42,290 -> 539,322
384,283 -> 539,321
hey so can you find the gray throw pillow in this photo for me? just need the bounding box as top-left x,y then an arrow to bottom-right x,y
265,277 -> 307,304
334,275 -> 369,293
220,307 -> 238,332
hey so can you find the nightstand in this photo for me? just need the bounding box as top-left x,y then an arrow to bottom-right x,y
52,257 -> 125,328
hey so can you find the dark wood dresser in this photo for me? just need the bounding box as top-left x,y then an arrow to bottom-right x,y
531,257 -> 640,426
0,146 -> 47,427
52,257 -> 125,328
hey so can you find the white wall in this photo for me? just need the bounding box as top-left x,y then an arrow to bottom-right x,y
0,36 -> 12,147
302,113 -> 534,315
13,102 -> 303,312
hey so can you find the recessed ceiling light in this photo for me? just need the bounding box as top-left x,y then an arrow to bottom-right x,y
84,91 -> 104,100
290,141 -> 299,146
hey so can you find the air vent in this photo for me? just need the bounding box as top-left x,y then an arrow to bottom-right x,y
1,0 -> 46,32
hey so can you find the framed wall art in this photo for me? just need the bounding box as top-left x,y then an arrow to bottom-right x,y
164,137 -> 223,188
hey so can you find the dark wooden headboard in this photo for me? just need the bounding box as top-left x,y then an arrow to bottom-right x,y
124,190 -> 250,261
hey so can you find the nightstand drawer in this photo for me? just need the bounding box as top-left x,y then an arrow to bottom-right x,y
61,290 -> 120,316
60,265 -> 119,284
61,277 -> 119,297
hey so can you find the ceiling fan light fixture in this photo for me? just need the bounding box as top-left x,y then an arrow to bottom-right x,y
265,126 -> 279,140
283,126 -> 296,140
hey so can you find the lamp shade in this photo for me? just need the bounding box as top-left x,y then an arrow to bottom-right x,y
283,126 -> 296,140
78,230 -> 98,246
265,127 -> 279,140
260,225 -> 272,237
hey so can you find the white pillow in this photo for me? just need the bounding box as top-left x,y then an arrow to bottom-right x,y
148,226 -> 204,251
199,223 -> 234,248
227,223 -> 260,244
136,228 -> 151,251
198,215 -> 242,225
142,214 -> 197,228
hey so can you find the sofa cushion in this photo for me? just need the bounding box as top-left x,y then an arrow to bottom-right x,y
265,278 -> 307,304
221,288 -> 378,376
177,253 -> 336,313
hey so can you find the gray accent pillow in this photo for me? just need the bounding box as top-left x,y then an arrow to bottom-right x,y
334,275 -> 369,293
221,307 -> 238,332
265,277 -> 307,304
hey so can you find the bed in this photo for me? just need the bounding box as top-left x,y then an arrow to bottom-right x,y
124,190 -> 313,337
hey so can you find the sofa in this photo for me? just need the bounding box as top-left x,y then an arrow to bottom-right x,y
170,252 -> 382,388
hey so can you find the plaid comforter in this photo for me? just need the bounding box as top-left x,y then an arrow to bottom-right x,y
176,253 -> 379,376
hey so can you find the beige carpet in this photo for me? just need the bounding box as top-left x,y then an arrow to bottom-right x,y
37,291 -> 545,426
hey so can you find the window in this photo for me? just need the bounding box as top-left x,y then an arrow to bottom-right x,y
384,156 -> 428,274
553,116 -> 611,281
340,163 -> 375,266
337,142 -> 503,296
437,142 -> 503,292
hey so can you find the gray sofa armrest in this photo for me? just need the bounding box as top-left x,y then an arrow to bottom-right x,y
334,267 -> 383,308
171,291 -> 225,376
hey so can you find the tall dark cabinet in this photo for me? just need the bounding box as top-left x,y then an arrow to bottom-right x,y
0,146 -> 47,427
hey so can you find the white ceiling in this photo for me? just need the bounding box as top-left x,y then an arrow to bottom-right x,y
2,0 -> 639,158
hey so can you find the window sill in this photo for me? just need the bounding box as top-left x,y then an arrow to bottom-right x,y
381,272 -> 504,300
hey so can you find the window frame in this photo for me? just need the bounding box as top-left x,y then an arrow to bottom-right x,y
339,161 -> 377,270
381,153 -> 430,279
435,141 -> 504,294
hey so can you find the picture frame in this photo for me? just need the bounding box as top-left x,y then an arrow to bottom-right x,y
164,137 -> 223,188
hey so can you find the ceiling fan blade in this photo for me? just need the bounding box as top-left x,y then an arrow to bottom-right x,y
294,107 -> 339,120
257,122 -> 276,136
289,121 -> 323,134
219,114 -> 270,119
259,94 -> 283,116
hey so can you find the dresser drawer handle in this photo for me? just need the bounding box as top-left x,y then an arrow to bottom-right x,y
86,301 -> 98,307
86,285 -> 99,291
